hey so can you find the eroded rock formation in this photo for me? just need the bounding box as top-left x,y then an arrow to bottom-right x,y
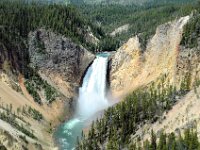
110,16 -> 200,98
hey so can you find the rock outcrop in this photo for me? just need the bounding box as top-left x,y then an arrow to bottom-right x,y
110,24 -> 130,37
110,36 -> 142,97
28,29 -> 95,98
110,15 -> 200,145
110,16 -> 198,98
0,28 -> 95,150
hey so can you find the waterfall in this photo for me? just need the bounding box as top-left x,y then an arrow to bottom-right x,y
55,53 -> 110,150
77,55 -> 109,118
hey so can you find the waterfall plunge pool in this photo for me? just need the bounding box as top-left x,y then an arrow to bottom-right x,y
54,53 -> 111,150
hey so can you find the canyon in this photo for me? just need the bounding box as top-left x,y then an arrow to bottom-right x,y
0,2 -> 200,150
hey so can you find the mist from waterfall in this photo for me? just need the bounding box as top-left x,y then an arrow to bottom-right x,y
55,53 -> 110,150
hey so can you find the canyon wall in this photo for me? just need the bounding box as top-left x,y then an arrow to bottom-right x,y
110,16 -> 200,99
110,15 -> 200,143
28,29 -> 95,98
0,29 -> 94,150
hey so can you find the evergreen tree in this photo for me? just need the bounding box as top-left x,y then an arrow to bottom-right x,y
158,132 -> 167,150
167,133 -> 176,150
150,130 -> 157,150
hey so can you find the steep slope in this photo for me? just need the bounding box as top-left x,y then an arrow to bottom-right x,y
0,1 -> 99,149
0,29 -> 94,150
0,17 -> 94,150
77,14 -> 200,149
133,86 -> 200,144
110,16 -> 194,98
79,1 -> 198,52
28,29 -> 94,99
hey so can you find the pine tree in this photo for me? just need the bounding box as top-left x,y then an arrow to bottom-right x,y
143,140 -> 150,150
150,130 -> 157,150
158,132 -> 167,150
107,137 -> 118,150
167,133 -> 176,150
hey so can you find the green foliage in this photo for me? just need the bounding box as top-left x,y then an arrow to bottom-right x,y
77,82 -> 175,148
194,76 -> 200,98
71,0 -> 197,6
25,72 -> 58,104
0,145 -> 7,150
180,72 -> 192,95
158,131 -> 167,150
0,111 -> 36,139
0,0 -> 103,52
77,74 -> 192,149
44,81 -> 58,103
128,128 -> 200,150
80,2 -> 197,49
25,80 -> 41,104
28,107 -> 43,121
99,37 -> 120,51
0,27 -> 29,74
150,130 -> 157,150
181,13 -> 200,49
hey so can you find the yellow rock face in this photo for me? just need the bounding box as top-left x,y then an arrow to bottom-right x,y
110,16 -> 191,99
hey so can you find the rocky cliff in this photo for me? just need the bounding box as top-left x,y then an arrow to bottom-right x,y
110,16 -> 200,98
0,29 -> 94,150
28,29 -> 95,98
109,15 -> 200,144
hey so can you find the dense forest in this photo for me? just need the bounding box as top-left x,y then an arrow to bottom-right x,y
0,0 -> 104,51
181,12 -> 200,49
69,0 -> 197,5
80,1 -> 199,49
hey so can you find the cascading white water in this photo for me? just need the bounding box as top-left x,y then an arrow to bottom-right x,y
77,55 -> 109,118
55,53 -> 110,150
